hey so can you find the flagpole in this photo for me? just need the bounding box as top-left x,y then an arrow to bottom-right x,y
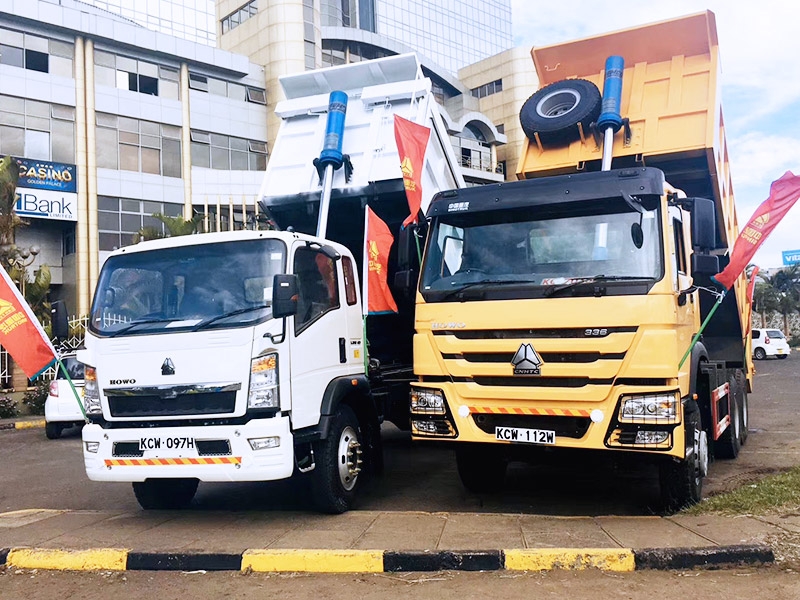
56,357 -> 87,420
361,206 -> 370,374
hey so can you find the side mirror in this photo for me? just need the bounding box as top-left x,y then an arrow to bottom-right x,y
688,197 -> 716,251
691,253 -> 719,276
51,300 -> 69,340
272,274 -> 298,318
394,269 -> 417,292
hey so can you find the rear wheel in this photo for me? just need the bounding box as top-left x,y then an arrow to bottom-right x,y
660,407 -> 707,512
714,375 -> 741,459
737,369 -> 749,445
132,478 -> 198,510
45,422 -> 63,440
455,444 -> 507,493
311,405 -> 364,514
754,347 -> 767,360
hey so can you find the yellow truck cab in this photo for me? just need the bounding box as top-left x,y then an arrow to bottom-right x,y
410,11 -> 753,511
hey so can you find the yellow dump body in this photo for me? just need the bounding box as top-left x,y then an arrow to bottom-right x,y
518,11 -> 751,381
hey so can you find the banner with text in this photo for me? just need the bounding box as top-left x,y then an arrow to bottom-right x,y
13,157 -> 77,221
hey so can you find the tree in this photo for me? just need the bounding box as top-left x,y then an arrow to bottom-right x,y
133,212 -> 203,242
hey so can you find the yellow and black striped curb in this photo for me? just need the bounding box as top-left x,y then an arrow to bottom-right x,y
0,419 -> 46,432
0,545 -> 774,573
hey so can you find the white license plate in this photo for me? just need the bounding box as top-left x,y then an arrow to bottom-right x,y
495,426 -> 555,445
139,436 -> 195,451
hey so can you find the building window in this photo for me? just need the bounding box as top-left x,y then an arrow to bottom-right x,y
98,197 -> 184,251
190,130 -> 267,171
0,94 -> 75,162
188,72 -> 266,105
96,113 -> 182,177
0,28 -> 74,77
221,0 -> 258,34
471,79 -> 503,99
95,51 -> 179,99
303,0 -> 316,70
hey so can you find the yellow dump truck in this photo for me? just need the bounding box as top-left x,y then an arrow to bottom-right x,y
409,11 -> 753,510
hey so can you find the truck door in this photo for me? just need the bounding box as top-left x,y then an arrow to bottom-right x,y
289,246 -> 347,430
669,207 -> 696,353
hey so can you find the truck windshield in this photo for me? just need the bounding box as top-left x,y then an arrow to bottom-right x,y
420,202 -> 662,301
89,239 -> 286,336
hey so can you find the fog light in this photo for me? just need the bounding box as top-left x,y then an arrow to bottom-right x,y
85,441 -> 100,453
411,419 -> 456,437
248,436 -> 280,450
634,431 -> 669,445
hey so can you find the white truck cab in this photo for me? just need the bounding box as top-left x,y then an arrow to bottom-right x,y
79,229 -> 374,512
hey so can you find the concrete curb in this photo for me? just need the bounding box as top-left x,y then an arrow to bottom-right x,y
0,544 -> 774,573
0,419 -> 46,432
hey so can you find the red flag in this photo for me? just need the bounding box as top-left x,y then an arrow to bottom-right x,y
714,171 -> 800,289
394,115 -> 431,227
745,266 -> 759,336
364,206 -> 398,314
0,266 -> 57,379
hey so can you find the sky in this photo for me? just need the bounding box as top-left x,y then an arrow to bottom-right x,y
509,0 -> 800,270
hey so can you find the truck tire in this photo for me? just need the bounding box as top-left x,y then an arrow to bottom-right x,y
311,404 -> 364,514
659,407 -> 707,512
714,375 -> 741,459
519,79 -> 602,145
736,369 -> 749,445
753,347 -> 766,360
45,422 -> 63,440
132,478 -> 198,510
455,444 -> 507,493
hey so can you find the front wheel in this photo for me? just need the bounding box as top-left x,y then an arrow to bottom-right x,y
132,478 -> 198,510
660,407 -> 707,513
311,405 -> 364,514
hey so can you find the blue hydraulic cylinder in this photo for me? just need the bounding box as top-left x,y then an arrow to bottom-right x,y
317,90 -> 348,170
596,55 -> 625,133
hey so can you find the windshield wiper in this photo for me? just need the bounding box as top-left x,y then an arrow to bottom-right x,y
441,279 -> 527,302
544,275 -> 654,298
106,317 -> 175,337
191,304 -> 271,331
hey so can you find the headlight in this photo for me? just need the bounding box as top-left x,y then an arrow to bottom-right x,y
248,353 -> 279,409
82,366 -> 102,415
619,393 -> 678,423
410,387 -> 446,415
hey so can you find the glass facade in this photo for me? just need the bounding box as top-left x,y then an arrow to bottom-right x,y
84,0 -> 216,46
0,95 -> 76,163
375,0 -> 512,74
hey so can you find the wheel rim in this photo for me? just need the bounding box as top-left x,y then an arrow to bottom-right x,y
697,429 -> 709,479
536,89 -> 581,118
336,425 -> 362,492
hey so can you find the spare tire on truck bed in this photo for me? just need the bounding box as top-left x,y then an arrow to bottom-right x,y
519,79 -> 602,145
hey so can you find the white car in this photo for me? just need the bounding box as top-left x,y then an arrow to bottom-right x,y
44,354 -> 86,439
751,328 -> 791,360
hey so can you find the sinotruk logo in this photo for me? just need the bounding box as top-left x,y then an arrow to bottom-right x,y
511,343 -> 543,376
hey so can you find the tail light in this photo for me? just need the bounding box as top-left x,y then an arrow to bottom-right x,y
765,337 -> 770,344
49,381 -> 59,397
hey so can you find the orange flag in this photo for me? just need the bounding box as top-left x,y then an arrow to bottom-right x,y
714,171 -> 800,289
0,266 -> 57,379
394,115 -> 431,227
364,206 -> 398,315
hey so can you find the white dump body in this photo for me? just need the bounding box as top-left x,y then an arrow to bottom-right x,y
259,53 -> 465,209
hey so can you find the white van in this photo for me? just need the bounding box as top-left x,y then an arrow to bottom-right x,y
751,328 -> 791,360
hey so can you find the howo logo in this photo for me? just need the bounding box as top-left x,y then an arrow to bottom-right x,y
511,343 -> 543,376
109,379 -> 136,385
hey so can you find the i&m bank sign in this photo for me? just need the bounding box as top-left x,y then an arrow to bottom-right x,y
14,157 -> 77,222
783,250 -> 800,266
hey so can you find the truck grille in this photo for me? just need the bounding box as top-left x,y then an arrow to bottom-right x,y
108,391 -> 237,417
